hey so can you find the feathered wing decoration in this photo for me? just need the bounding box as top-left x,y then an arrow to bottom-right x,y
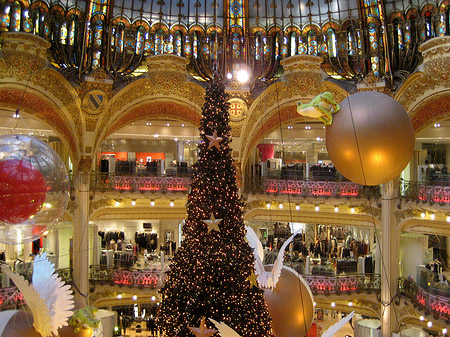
1,264 -> 53,336
271,230 -> 300,289
1,253 -> 74,337
245,225 -> 264,262
208,318 -> 241,337
33,252 -> 75,335
321,311 -> 355,337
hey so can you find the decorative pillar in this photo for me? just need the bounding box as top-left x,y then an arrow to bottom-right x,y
72,167 -> 90,306
380,178 -> 400,337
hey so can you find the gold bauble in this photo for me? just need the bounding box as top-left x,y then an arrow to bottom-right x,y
326,91 -> 415,186
264,265 -> 314,337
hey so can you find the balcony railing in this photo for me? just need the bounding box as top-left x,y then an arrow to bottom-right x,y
91,173 -> 191,193
90,265 -> 161,288
401,180 -> 450,204
399,277 -> 449,322
302,273 -> 381,295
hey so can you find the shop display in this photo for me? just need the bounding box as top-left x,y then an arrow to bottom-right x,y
0,135 -> 69,244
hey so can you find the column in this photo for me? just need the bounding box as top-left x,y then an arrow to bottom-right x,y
380,178 -> 400,337
73,170 -> 90,306
92,224 -> 100,266
23,242 -> 32,261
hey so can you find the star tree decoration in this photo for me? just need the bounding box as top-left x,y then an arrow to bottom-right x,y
206,130 -> 223,150
188,317 -> 218,337
203,213 -> 222,233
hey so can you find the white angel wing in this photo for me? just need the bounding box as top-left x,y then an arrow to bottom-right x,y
253,253 -> 269,288
321,311 -> 354,337
1,264 -> 53,337
33,252 -> 75,336
271,230 -> 300,289
208,318 -> 241,337
245,226 -> 264,262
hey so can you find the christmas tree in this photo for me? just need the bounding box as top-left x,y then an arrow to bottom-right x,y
158,81 -> 274,337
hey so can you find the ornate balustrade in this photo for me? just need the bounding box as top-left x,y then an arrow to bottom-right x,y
399,278 -> 449,322
302,274 -> 381,295
91,173 -> 191,193
401,180 -> 450,204
0,287 -> 24,309
90,265 -> 161,288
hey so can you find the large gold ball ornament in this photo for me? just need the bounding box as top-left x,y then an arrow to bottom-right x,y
264,265 -> 314,337
326,91 -> 415,186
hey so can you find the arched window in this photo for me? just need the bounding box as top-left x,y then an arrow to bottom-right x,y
202,36 -> 210,57
185,35 -> 192,58
164,34 -> 174,53
393,19 -> 403,51
327,28 -> 337,57
114,23 -> 124,52
263,36 -> 270,57
437,12 -> 445,36
290,32 -> 297,56
347,26 -> 356,56
424,11 -> 435,40
136,26 -> 145,55
298,36 -> 307,54
274,33 -> 280,58
92,51 -> 101,69
232,32 -> 240,58
68,16 -> 76,46
446,6 -> 450,35
404,21 -> 411,45
0,3 -> 11,31
22,7 -> 32,32
10,1 -> 21,32
368,23 -> 378,51
155,29 -> 164,54
60,22 -> 68,44
174,30 -> 182,56
280,36 -> 288,58
255,32 -> 262,60
307,30 -> 317,55
193,31 -> 198,58
210,31 -> 218,60
93,20 -> 103,47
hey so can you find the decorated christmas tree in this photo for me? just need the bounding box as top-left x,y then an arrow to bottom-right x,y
157,81 -> 274,337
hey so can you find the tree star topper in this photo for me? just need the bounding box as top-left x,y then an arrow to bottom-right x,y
203,213 -> 223,233
188,317 -> 218,337
206,130 -> 223,150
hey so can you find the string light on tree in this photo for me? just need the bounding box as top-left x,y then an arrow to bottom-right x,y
158,81 -> 274,337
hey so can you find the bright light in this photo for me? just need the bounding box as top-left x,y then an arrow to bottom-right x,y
150,200 -> 155,206
331,302 -> 336,307
166,123 -> 170,127
266,203 -> 271,209
427,321 -> 432,328
313,302 -> 316,306
181,123 -> 185,127
350,208 -> 355,213
348,301 -> 353,307
279,203 -> 284,209
419,315 -> 424,321
305,125 -> 311,130
236,69 -> 249,83
443,328 -> 447,334
151,296 -> 156,301
117,294 -> 122,299
334,207 -> 339,212
174,138 -> 178,142
226,72 -> 233,79
115,201 -> 120,207
114,327 -> 119,332
315,206 -> 320,212
296,205 -> 300,211
447,216 -> 450,222
421,213 -> 426,218
169,201 -> 175,207
45,203 -> 52,209
430,213 -> 435,220
434,123 -> 440,128
154,134 -> 159,138
132,295 -> 137,301
131,200 -> 136,206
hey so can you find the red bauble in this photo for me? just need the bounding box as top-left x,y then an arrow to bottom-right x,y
0,159 -> 47,224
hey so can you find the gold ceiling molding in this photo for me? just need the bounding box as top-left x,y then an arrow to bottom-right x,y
396,36 -> 450,128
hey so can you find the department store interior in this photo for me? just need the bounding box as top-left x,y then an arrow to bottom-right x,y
0,0 -> 449,335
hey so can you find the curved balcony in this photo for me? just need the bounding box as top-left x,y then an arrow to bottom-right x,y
89,265 -> 162,289
401,180 -> 450,205
302,273 -> 381,296
399,277 -> 450,322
